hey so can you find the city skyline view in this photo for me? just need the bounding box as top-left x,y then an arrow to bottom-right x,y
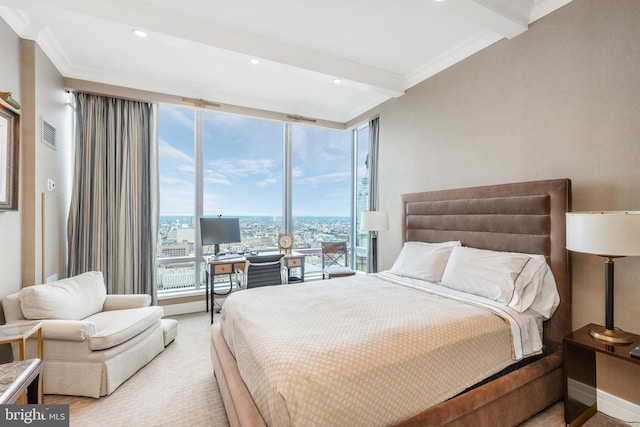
156,214 -> 364,291
158,214 -> 355,252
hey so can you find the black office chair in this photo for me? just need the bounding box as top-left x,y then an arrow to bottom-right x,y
321,241 -> 356,279
241,253 -> 286,289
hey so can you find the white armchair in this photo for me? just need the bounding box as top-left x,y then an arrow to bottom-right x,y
1,271 -> 177,398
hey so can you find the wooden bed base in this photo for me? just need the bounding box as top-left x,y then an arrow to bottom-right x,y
211,178 -> 571,426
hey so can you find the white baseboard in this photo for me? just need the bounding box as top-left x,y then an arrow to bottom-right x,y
161,300 -> 205,317
598,389 -> 640,426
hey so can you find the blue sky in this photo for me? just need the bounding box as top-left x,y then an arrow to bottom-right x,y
158,104 -> 364,217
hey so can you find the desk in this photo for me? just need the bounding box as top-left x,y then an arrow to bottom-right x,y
206,253 -> 305,323
206,256 -> 246,323
0,358 -> 43,404
563,323 -> 640,426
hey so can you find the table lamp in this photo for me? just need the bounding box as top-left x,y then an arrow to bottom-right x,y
566,211 -> 640,344
361,211 -> 389,273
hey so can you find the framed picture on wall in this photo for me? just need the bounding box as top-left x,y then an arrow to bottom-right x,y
0,103 -> 19,210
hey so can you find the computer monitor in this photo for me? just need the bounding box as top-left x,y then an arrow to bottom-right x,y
199,217 -> 241,255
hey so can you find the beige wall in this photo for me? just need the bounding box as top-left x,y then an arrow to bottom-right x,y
0,19 -> 71,362
35,42 -> 74,283
358,0 -> 640,404
0,20 -> 71,295
0,17 -> 23,299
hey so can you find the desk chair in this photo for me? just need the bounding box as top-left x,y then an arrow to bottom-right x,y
321,241 -> 356,279
240,253 -> 286,289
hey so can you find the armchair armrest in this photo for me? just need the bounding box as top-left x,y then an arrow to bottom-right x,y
103,294 -> 151,311
41,320 -> 97,341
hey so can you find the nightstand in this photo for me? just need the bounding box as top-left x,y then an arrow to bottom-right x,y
563,323 -> 640,426
283,253 -> 305,283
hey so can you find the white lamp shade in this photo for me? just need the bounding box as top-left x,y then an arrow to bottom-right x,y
566,211 -> 640,256
361,211 -> 389,232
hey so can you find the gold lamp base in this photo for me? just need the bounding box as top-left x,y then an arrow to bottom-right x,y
589,326 -> 633,345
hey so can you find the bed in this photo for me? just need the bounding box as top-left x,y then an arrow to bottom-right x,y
211,178 -> 571,426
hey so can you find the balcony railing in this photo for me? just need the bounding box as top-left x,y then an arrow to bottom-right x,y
156,245 -> 368,294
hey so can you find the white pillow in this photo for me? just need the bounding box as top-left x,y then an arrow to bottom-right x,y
510,258 -> 560,319
19,271 -> 107,320
389,241 -> 461,282
441,246 -> 544,305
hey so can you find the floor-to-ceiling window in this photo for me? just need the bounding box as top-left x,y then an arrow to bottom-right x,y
355,123 -> 371,271
156,104 -> 371,293
290,123 -> 355,276
156,106 -> 197,292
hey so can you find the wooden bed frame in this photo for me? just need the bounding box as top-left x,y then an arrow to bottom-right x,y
211,178 -> 571,427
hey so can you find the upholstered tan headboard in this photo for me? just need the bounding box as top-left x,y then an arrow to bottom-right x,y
401,179 -> 571,352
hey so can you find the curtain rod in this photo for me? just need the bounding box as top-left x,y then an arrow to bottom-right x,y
182,97 -> 221,108
286,115 -> 317,123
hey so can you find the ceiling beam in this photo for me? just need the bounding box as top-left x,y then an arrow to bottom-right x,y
438,0 -> 533,39
0,0 -> 405,97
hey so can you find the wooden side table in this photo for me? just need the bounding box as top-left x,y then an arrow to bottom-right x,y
563,323 -> 640,426
0,358 -> 43,404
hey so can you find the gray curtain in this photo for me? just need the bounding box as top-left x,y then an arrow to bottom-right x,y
367,117 -> 380,273
68,93 -> 157,302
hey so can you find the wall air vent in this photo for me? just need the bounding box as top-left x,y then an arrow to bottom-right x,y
42,118 -> 57,150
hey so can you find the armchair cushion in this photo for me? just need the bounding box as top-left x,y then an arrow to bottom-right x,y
86,306 -> 163,350
19,271 -> 106,320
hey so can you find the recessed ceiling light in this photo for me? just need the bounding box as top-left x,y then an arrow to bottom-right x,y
133,29 -> 148,38
250,58 -> 261,65
333,78 -> 343,84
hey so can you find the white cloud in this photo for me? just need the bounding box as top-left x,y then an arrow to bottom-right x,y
297,171 -> 350,188
158,138 -> 193,166
256,177 -> 278,188
204,170 -> 232,185
159,176 -> 195,215
206,158 -> 276,179
162,105 -> 195,130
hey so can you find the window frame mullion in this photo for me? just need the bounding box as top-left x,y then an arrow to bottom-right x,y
194,109 -> 204,289
283,123 -> 293,233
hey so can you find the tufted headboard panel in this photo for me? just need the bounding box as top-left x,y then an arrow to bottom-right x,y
401,179 -> 571,352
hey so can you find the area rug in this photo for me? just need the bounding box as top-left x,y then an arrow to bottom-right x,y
46,312 -> 229,427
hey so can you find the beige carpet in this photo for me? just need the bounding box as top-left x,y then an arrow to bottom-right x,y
45,311 -> 629,427
46,312 -> 229,427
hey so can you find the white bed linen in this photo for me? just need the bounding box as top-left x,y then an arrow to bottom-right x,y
221,273 -> 544,426
376,271 -> 544,359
